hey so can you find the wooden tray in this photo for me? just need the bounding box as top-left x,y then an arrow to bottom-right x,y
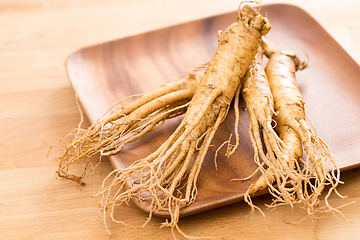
66,4 -> 360,218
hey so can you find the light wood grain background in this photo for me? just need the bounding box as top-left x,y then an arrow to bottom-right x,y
1,0 -> 360,239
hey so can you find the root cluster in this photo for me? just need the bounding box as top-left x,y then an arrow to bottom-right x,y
52,3 -> 348,239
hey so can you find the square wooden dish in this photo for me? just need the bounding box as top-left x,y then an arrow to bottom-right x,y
66,4 -> 360,218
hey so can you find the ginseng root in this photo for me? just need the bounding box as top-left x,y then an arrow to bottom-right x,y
55,63 -> 208,185
235,46 -> 295,212
95,4 -> 270,237
248,37 -> 344,218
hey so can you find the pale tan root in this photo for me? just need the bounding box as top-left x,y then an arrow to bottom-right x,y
94,4 -> 271,238
226,83 -> 242,157
54,63 -> 208,185
214,83 -> 241,171
259,40 -> 345,218
234,46 -> 299,213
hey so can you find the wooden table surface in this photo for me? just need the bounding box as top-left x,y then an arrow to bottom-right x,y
1,0 -> 360,239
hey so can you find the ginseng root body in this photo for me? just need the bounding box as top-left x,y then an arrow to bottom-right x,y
237,46 -> 292,211
248,38 -> 344,217
95,4 -> 270,237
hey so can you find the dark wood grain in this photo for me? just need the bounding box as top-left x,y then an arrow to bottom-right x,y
66,4 -> 360,218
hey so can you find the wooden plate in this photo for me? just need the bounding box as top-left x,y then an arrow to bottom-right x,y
66,4 -> 360,218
